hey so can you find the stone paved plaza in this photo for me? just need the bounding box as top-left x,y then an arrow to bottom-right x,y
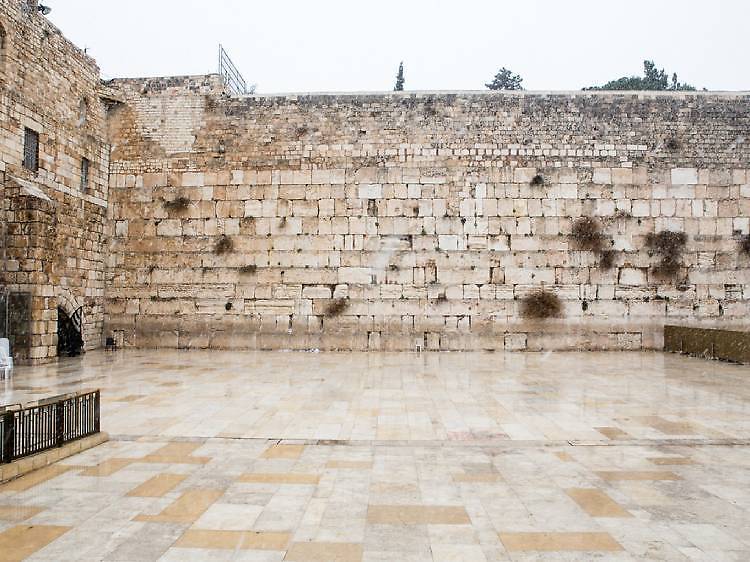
0,351 -> 749,560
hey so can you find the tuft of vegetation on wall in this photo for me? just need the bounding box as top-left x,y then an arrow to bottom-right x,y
163,196 -> 190,213
214,235 -> 234,255
571,217 -> 605,252
239,265 -> 257,275
599,249 -> 616,270
571,217 -> 619,270
529,174 -> 545,186
646,231 -> 687,277
521,290 -> 563,320
324,298 -> 349,318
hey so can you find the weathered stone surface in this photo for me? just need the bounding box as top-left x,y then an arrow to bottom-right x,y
100,79 -> 750,351
0,1 -> 109,363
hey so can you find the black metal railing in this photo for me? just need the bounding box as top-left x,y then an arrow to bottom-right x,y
218,44 -> 249,96
1,390 -> 100,464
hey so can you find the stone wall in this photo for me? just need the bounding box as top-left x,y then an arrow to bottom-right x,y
0,0 -> 110,363
104,77 -> 750,351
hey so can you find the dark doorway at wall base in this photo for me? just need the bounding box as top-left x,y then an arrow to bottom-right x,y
57,307 -> 83,357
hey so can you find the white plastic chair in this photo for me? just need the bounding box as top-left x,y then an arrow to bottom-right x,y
0,338 -> 12,380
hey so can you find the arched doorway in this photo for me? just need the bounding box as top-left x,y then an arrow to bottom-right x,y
57,306 -> 83,357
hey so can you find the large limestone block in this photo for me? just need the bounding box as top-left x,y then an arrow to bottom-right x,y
339,267 -> 373,284
619,268 -> 647,286
513,168 -> 537,183
182,172 -> 204,187
611,168 -> 633,185
593,168 -> 612,184
358,184 -> 383,199
671,168 -> 699,185
505,268 -> 555,285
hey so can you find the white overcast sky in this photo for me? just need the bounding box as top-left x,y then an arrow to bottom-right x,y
47,0 -> 748,93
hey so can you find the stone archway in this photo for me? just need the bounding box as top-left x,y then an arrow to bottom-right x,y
56,287 -> 84,357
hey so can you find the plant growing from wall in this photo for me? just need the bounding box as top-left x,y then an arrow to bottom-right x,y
324,298 -> 349,318
571,217 -> 618,270
740,234 -> 750,257
163,196 -> 190,213
598,250 -> 616,270
521,290 -> 563,319
571,217 -> 605,252
530,174 -> 545,186
646,230 -> 687,277
215,235 -> 234,255
239,265 -> 257,275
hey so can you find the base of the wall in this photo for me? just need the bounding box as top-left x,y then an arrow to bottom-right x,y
0,432 -> 109,484
114,323 -> 668,352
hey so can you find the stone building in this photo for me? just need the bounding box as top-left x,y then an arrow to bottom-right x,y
2,0 -> 750,362
0,0 -> 110,364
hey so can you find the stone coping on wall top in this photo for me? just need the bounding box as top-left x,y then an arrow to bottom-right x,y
236,89 -> 750,100
107,75 -> 750,99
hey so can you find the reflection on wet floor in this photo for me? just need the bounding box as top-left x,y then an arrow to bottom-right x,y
0,350 -> 748,560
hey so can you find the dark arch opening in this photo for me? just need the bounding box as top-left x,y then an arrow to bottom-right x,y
57,307 -> 83,357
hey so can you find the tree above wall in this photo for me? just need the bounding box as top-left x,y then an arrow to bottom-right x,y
485,67 -> 523,91
394,62 -> 405,92
584,60 -> 698,91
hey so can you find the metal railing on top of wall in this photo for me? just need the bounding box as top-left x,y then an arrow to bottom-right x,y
218,44 -> 249,96
1,390 -> 100,464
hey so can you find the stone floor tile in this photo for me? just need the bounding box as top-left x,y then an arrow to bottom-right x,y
134,489 -> 224,524
648,457 -> 696,465
126,474 -> 187,497
0,506 -> 44,522
498,531 -> 624,552
366,505 -> 471,525
284,541 -> 363,562
0,525 -> 71,562
262,445 -> 306,459
431,544 -> 488,562
193,502 -> 264,530
174,529 -> 290,550
565,488 -> 632,517
239,473 -> 320,485
104,522 -> 185,561
596,470 -> 682,481
0,465 -> 72,493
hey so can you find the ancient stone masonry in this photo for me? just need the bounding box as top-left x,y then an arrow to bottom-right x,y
0,0 -> 110,363
105,77 -> 750,351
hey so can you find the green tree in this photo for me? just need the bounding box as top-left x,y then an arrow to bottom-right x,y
394,62 -> 405,91
585,60 -> 697,91
485,67 -> 523,90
